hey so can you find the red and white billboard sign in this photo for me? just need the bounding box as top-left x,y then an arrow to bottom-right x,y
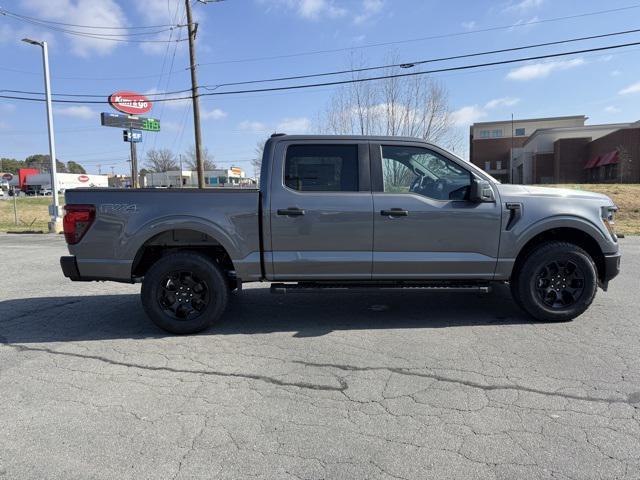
2,173 -> 13,181
108,91 -> 153,115
78,175 -> 90,183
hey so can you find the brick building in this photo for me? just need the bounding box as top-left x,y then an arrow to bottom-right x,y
470,116 -> 640,184
469,116 -> 586,183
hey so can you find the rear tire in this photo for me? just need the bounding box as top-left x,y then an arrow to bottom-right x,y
141,251 -> 229,334
511,241 -> 597,322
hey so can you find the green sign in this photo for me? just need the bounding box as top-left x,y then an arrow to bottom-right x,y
142,118 -> 160,132
101,112 -> 161,132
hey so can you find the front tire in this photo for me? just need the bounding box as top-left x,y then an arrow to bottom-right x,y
511,241 -> 598,322
141,252 -> 229,334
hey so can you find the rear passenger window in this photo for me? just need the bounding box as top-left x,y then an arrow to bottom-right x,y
285,144 -> 358,192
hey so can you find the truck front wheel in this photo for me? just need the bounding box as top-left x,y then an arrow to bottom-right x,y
141,252 -> 229,334
511,241 -> 598,322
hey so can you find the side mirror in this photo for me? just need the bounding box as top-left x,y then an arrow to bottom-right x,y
469,178 -> 495,203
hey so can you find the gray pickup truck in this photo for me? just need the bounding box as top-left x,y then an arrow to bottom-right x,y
60,134 -> 621,334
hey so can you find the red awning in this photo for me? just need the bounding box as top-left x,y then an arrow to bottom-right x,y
597,150 -> 619,167
584,155 -> 601,169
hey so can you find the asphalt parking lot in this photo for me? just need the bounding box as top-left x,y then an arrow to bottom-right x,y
0,234 -> 639,480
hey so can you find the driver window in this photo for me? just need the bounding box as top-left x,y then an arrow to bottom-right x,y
381,145 -> 471,201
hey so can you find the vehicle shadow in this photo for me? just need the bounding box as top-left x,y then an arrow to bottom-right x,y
0,284 -> 534,344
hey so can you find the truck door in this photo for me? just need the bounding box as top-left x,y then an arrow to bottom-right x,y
267,141 -> 373,280
370,142 -> 501,279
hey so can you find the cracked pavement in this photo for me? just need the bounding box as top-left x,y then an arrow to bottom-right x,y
0,234 -> 639,479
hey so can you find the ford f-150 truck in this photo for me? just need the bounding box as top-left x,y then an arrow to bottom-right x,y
60,135 -> 621,334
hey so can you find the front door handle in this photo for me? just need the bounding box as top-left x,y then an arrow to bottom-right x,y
380,208 -> 409,217
277,207 -> 306,216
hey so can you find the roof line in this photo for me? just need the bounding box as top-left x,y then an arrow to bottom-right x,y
471,115 -> 587,127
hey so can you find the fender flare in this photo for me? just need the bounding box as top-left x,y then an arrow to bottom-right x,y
513,215 -> 611,255
124,215 -> 241,267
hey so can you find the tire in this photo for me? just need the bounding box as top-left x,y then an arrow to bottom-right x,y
141,251 -> 229,334
511,241 -> 598,322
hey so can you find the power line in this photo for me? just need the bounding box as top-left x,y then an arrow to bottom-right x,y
200,28 -> 640,90
0,8 -> 182,29
1,10 -> 187,43
2,40 -> 640,104
0,65 -> 183,81
196,3 -> 640,66
5,27 -> 640,100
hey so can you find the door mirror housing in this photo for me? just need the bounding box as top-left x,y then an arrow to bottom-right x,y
469,178 -> 495,203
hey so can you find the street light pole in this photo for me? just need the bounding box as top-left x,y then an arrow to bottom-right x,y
22,38 -> 62,233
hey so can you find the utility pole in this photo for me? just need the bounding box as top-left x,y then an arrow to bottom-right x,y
129,128 -> 138,188
185,0 -> 224,189
179,154 -> 184,188
185,0 -> 205,189
22,38 -> 62,233
510,113 -> 514,184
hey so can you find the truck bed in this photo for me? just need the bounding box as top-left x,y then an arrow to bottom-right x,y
64,187 -> 261,282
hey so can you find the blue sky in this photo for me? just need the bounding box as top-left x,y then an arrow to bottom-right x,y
1,0 -> 640,175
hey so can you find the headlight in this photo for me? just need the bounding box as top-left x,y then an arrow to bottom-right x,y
601,205 -> 618,241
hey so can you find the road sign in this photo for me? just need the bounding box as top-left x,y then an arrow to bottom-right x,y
108,91 -> 152,115
101,112 -> 160,132
2,173 -> 13,181
123,129 -> 143,143
78,175 -> 90,183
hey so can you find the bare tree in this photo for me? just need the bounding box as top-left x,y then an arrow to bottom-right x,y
251,140 -> 266,181
183,145 -> 216,171
319,57 -> 460,151
144,149 -> 178,172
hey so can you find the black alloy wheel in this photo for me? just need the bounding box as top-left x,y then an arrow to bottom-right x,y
535,259 -> 585,309
141,252 -> 229,334
511,241 -> 598,322
157,271 -> 210,320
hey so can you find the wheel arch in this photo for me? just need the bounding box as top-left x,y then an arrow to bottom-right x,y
512,226 -> 606,283
131,227 -> 236,279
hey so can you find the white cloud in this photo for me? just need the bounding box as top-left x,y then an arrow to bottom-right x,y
506,58 -> 585,81
22,0 -> 128,57
610,70 -> 622,77
0,103 -> 16,113
451,105 -> 487,127
604,106 -> 621,114
262,0 -> 347,20
55,106 -> 96,119
134,0 -> 189,55
161,121 -> 183,133
461,20 -> 476,30
201,108 -> 227,120
484,97 -> 520,109
619,81 -> 640,95
354,0 -> 384,25
239,121 -> 268,132
507,16 -> 539,31
505,0 -> 543,12
0,24 -> 14,44
277,117 -> 311,133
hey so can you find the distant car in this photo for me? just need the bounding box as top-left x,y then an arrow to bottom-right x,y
40,188 -> 53,196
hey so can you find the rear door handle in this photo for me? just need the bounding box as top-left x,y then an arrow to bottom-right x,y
277,208 -> 306,216
380,208 -> 409,217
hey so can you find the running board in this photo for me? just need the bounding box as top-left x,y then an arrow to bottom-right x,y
270,282 -> 492,294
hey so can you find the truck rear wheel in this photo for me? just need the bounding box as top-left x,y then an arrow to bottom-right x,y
141,252 -> 229,334
511,241 -> 598,322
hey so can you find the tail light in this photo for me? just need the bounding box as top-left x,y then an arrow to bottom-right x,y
63,204 -> 95,244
